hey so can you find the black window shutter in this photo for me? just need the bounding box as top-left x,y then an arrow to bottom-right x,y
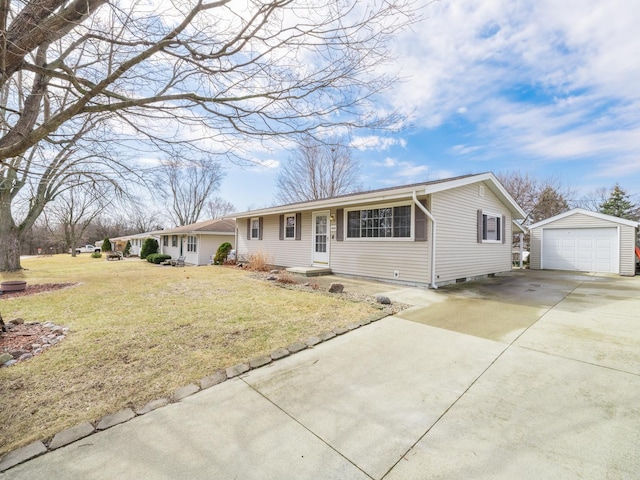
336,209 -> 344,241
502,215 -> 506,244
258,217 -> 263,240
477,210 -> 483,243
414,200 -> 427,242
279,215 -> 284,240
247,218 -> 251,240
295,213 -> 302,240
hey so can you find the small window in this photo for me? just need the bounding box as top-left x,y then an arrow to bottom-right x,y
482,214 -> 501,242
187,235 -> 197,252
285,214 -> 296,239
251,218 -> 260,239
171,235 -> 178,247
163,235 -> 168,247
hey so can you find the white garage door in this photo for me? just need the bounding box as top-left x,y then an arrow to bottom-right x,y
542,228 -> 618,273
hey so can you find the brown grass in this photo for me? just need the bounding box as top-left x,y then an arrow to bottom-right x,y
0,255 -> 380,456
245,250 -> 273,271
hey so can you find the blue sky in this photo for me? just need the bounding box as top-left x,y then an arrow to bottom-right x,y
218,0 -> 640,211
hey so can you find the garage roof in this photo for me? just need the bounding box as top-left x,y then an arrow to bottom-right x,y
529,208 -> 639,229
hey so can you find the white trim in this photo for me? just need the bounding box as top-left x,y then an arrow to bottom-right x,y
283,212 -> 297,240
250,217 -> 260,239
481,211 -> 502,243
311,211 -> 330,266
530,208 -> 639,229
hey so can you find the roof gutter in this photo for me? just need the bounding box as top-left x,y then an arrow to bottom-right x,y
413,191 -> 437,289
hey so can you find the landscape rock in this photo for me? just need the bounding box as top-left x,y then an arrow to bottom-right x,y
200,371 -> 227,389
48,422 -> 95,450
226,363 -> 250,378
304,336 -> 322,347
136,398 -> 169,415
17,353 -> 33,361
96,408 -> 136,430
270,348 -> 290,360
2,359 -> 17,367
172,383 -> 200,402
318,331 -> 337,341
287,341 -> 307,353
328,283 -> 344,294
333,326 -> 349,335
249,355 -> 272,369
9,318 -> 24,325
375,295 -> 391,305
0,441 -> 47,472
346,322 -> 360,331
0,353 -> 13,364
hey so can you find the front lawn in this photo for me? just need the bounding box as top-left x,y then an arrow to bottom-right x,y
0,255 -> 380,456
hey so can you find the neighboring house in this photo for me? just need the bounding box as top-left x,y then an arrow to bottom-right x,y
233,173 -> 526,288
159,218 -> 236,266
529,208 -> 639,276
110,231 -> 162,256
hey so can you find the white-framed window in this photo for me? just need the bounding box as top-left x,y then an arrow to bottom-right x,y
346,203 -> 412,239
162,235 -> 168,247
482,213 -> 501,242
284,214 -> 296,239
171,235 -> 178,247
251,218 -> 260,239
187,235 -> 197,252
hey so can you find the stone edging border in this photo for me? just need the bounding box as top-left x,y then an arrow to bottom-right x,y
0,311 -> 390,473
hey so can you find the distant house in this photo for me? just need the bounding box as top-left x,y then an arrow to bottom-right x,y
232,173 -> 526,287
529,208 -> 639,276
159,218 -> 236,266
110,231 -> 162,256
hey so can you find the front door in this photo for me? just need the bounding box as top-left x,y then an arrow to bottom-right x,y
312,211 -> 330,265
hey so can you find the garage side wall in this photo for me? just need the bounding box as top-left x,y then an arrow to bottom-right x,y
530,213 -> 636,276
431,182 -> 513,283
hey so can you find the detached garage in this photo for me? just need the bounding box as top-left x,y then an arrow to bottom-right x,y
529,209 -> 639,276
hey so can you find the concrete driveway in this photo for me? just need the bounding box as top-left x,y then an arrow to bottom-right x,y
3,270 -> 640,479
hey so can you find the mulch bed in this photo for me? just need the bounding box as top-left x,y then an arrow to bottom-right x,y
1,283 -> 76,361
0,283 -> 77,300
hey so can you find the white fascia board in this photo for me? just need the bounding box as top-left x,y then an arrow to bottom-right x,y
529,208 -> 640,229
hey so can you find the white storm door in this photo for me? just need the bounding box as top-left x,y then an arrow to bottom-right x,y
312,211 -> 330,265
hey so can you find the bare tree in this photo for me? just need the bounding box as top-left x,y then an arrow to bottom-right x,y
276,137 -> 362,203
155,156 -> 224,226
0,0 -> 415,271
206,196 -> 236,219
497,171 -> 572,224
47,179 -> 111,257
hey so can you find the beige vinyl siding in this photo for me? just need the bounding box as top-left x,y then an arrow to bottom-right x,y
431,182 -> 512,283
237,212 -> 312,267
197,235 -> 235,266
530,213 -> 636,275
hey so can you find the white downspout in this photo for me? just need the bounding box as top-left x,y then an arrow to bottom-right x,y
413,191 -> 438,289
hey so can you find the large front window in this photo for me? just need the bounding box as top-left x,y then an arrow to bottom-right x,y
347,205 -> 411,238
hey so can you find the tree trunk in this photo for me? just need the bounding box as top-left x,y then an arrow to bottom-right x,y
0,204 -> 22,271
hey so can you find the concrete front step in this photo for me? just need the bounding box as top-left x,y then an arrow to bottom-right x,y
285,266 -> 332,277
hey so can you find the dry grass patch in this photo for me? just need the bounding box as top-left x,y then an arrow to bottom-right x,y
0,255 -> 380,456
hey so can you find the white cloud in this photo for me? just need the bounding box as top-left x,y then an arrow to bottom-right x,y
351,136 -> 407,151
